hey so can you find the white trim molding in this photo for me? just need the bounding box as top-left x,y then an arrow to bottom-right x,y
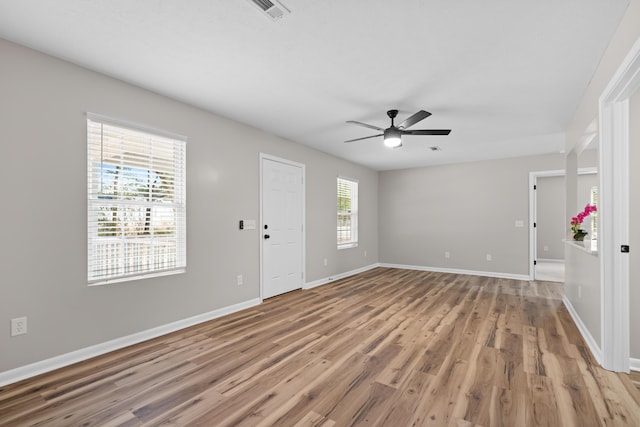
379,263 -> 530,281
0,298 -> 261,387
304,264 -> 379,289
563,296 -> 602,365
306,262 -> 531,289
598,35 -> 640,373
529,169 -> 564,280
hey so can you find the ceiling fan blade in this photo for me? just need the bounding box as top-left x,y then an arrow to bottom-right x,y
402,129 -> 451,136
346,120 -> 385,132
398,110 -> 432,129
344,134 -> 383,143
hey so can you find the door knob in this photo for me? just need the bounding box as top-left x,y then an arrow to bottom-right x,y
264,234 -> 270,239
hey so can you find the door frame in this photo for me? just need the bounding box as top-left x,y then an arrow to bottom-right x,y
598,36 -> 640,372
259,153 -> 306,301
529,169 -> 564,280
529,168 -> 597,280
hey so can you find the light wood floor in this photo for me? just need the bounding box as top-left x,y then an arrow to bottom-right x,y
534,261 -> 564,283
631,371 -> 640,392
1,268 -> 639,426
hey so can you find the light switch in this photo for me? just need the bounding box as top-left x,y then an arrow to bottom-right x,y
515,220 -> 524,228
244,220 -> 256,230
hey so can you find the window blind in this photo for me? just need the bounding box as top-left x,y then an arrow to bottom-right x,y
337,177 -> 358,248
87,115 -> 186,284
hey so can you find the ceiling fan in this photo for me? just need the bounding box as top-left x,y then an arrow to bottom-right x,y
345,109 -> 451,148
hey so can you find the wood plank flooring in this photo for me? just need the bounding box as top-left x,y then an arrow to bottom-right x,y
631,371 -> 640,392
1,267 -> 639,426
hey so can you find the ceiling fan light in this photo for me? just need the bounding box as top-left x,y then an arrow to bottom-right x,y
384,128 -> 402,148
384,136 -> 402,148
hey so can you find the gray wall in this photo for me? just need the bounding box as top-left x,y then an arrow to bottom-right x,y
630,89 -> 640,359
536,176 -> 565,260
564,243 -> 600,343
0,38 -> 378,373
379,154 -> 566,276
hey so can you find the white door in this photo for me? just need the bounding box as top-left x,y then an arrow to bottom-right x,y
261,156 -> 304,299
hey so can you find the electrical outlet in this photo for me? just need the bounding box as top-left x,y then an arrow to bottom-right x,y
323,258 -> 328,266
486,254 -> 492,261
445,251 -> 450,259
543,245 -> 549,252
11,317 -> 27,336
364,250 -> 367,257
236,275 -> 243,286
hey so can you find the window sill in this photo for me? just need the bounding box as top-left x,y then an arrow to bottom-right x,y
89,268 -> 186,286
338,243 -> 358,250
563,239 -> 598,256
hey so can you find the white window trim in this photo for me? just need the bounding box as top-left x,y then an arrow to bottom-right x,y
590,185 -> 598,251
337,176 -> 358,250
87,113 -> 187,285
339,243 -> 359,250
86,113 -> 187,141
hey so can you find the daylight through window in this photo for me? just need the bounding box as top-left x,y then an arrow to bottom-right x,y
87,114 -> 186,284
337,177 -> 358,249
590,185 -> 598,251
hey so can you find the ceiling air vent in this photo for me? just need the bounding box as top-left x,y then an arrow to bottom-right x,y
248,0 -> 290,20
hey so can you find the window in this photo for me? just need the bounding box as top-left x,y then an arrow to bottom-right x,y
337,177 -> 358,249
87,114 -> 186,284
590,185 -> 598,251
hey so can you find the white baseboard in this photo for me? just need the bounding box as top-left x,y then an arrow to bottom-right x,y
631,358 -> 640,372
378,263 -> 531,281
5,265 -> 628,387
0,298 -> 261,387
304,263 -> 380,289
537,258 -> 565,263
562,296 -> 603,365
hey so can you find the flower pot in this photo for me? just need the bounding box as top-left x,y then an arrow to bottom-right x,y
573,230 -> 588,241
573,230 -> 588,242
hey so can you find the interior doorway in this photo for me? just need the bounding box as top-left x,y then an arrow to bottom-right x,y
534,174 -> 566,282
534,261 -> 565,282
529,169 -> 597,281
530,170 -> 564,281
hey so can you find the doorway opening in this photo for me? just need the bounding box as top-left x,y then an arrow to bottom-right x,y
529,168 -> 597,282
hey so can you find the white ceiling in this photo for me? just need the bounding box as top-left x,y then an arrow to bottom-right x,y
0,1 -> 629,170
